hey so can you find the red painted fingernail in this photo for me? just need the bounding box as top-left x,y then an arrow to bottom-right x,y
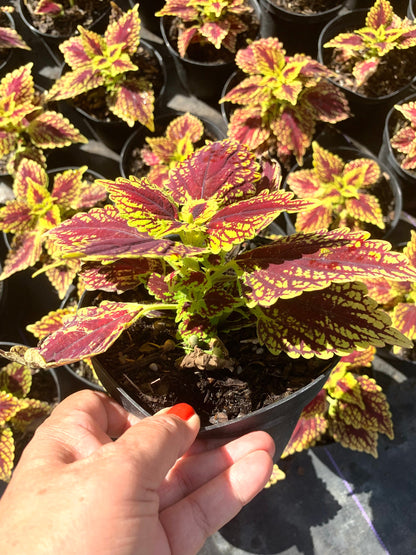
167,403 -> 195,421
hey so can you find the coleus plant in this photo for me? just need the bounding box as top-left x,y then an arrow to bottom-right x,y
0,63 -> 87,175
282,347 -> 393,458
390,100 -> 416,171
0,360 -> 52,481
364,230 -> 416,356
219,37 -> 350,165
3,138 -> 416,373
323,0 -> 416,90
155,0 -> 253,57
286,141 -> 385,233
0,158 -> 107,298
140,112 -> 206,187
0,6 -> 30,51
46,2 -> 157,130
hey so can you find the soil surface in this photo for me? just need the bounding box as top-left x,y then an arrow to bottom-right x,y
93,289 -> 330,427
23,0 -> 110,37
72,44 -> 165,122
272,0 -> 342,14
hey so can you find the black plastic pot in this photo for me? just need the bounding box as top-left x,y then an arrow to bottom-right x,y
0,10 -> 17,72
18,0 -> 111,64
119,110 -> 227,178
318,9 -> 416,153
258,0 -> 346,57
378,94 -> 416,217
92,351 -> 334,460
159,0 -> 260,104
129,0 -> 164,36
63,39 -> 167,153
283,143 -> 403,241
409,0 -> 415,18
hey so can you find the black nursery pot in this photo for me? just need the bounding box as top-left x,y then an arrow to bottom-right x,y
92,351 -> 334,460
119,110 -> 227,178
409,0 -> 415,18
258,0 -> 346,58
129,0 -> 164,36
283,144 -> 403,241
378,95 -> 416,217
18,0 -> 111,64
0,10 -> 17,72
318,9 -> 416,153
65,39 -> 167,153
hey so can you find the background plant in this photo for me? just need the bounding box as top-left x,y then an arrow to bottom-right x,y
156,0 -> 253,57
282,347 -> 394,458
0,158 -> 107,298
390,100 -> 416,171
140,112 -> 205,187
220,37 -> 350,165
0,6 -> 30,51
46,2 -> 157,130
286,141 -> 385,233
323,0 -> 416,90
0,360 -> 53,481
0,63 -> 87,175
3,139 -> 416,370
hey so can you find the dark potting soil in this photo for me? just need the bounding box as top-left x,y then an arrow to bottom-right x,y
272,0 -> 341,14
94,291 -> 328,427
23,0 -> 110,37
165,1 -> 260,64
324,47 -> 416,98
71,44 -> 164,122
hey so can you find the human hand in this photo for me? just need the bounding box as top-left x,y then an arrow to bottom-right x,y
0,390 -> 275,555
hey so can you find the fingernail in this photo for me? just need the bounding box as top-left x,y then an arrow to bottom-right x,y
166,403 -> 195,421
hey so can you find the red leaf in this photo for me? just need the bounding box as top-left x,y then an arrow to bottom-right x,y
104,4 -> 140,55
109,78 -> 155,128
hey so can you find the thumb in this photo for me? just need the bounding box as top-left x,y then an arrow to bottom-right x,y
114,403 -> 200,489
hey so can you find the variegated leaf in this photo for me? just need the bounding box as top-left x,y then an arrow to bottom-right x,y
324,32 -> 365,51
1,231 -> 44,279
311,142 -> 344,182
155,0 -> 197,20
46,205 -> 202,261
200,20 -> 229,49
76,179 -> 108,210
366,0 -> 393,29
363,276 -> 409,305
345,193 -> 384,228
303,80 -> 350,123
51,166 -> 87,208
81,259 -> 158,293
207,190 -> 313,253
108,78 -> 155,128
227,106 -> 270,152
271,107 -> 314,164
1,361 -> 32,396
281,413 -> 327,457
220,75 -> 271,106
237,229 -> 416,306
236,37 -> 285,75
0,129 -> 17,157
38,301 -> 143,365
0,391 -> 20,426
27,111 -> 88,149
166,139 -> 260,205
0,427 -> 14,482
391,302 -> 416,340
45,261 -> 79,300
256,281 -> 411,358
104,3 -> 140,56
326,371 -> 364,409
329,416 -> 379,457
34,0 -> 62,15
287,169 -> 323,198
13,158 -> 48,198
47,68 -> 105,101
353,58 -> 380,88
343,157 -> 381,188
403,230 -> 416,268
0,63 -> 34,106
27,307 -> 77,340
0,26 -> 30,50
295,202 -> 333,233
59,35 -> 90,69
11,398 -> 52,432
0,200 -> 32,233
178,26 -> 199,57
146,272 -> 174,301
340,346 -> 376,369
167,112 -> 204,144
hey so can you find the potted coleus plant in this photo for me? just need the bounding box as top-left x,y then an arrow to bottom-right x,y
318,0 -> 416,150
120,111 -> 226,182
0,5 -> 30,71
379,94 -> 416,215
282,346 -> 394,459
46,2 -> 167,152
284,141 -> 402,239
2,138 -> 416,459
0,158 -> 107,300
0,63 -> 88,177
156,0 -> 260,101
219,36 -> 351,167
0,343 -> 57,482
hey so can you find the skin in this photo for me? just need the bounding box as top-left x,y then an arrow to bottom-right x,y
0,390 -> 275,555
